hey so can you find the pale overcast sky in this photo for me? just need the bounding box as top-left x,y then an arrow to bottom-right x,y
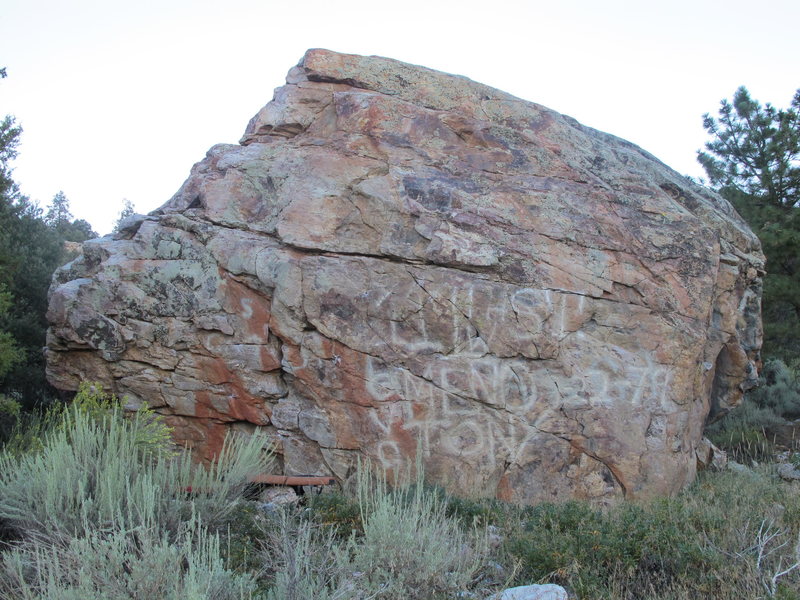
1,0 -> 798,235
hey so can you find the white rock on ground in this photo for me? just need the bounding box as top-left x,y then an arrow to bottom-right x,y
777,462 -> 800,481
490,584 -> 569,600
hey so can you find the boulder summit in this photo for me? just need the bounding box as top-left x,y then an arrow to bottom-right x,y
46,49 -> 763,504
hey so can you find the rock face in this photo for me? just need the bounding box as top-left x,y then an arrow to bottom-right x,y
46,49 -> 763,504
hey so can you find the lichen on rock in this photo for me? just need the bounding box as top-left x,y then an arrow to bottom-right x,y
46,49 -> 763,505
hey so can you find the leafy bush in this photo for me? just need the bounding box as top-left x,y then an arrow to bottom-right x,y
421,483 -> 503,528
220,501 -> 273,578
501,467 -> 800,599
307,489 -> 363,538
0,402 -> 60,458
750,360 -> 800,420
61,381 -> 175,457
0,381 -> 173,458
0,395 -> 20,443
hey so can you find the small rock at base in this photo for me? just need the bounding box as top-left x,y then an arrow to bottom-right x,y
490,584 -> 569,600
258,485 -> 300,504
695,437 -> 728,471
727,461 -> 751,474
777,462 -> 800,481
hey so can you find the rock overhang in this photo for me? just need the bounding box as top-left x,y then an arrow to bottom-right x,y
45,49 -> 763,505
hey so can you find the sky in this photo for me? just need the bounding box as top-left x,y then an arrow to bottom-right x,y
1,0 -> 798,235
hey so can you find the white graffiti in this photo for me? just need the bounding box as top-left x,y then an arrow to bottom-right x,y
574,351 -> 673,408
354,277 -> 673,471
371,281 -> 592,359
363,349 -> 674,471
365,356 -> 546,470
366,355 -> 541,414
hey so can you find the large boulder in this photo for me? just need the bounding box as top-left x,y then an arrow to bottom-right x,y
46,49 -> 763,504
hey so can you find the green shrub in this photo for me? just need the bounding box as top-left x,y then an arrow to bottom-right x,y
307,489 -> 363,538
707,424 -> 778,464
420,483 -> 504,528
0,403 -> 61,458
503,500 -> 714,596
267,463 -> 495,600
752,360 -> 800,420
501,467 -> 800,599
0,402 -> 271,541
220,501 -> 273,578
0,517 -> 258,600
0,395 -> 20,443
344,464 -> 489,600
65,381 -> 175,457
262,510 -> 352,600
706,359 -> 800,462
0,381 -> 173,458
0,396 -> 273,597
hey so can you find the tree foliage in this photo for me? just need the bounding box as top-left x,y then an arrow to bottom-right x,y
699,87 -> 800,364
113,197 -> 136,232
0,68 -> 22,207
0,69 -> 96,410
45,191 -> 96,242
0,287 -> 23,379
0,196 -> 63,408
43,190 -> 72,227
698,86 -> 800,209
